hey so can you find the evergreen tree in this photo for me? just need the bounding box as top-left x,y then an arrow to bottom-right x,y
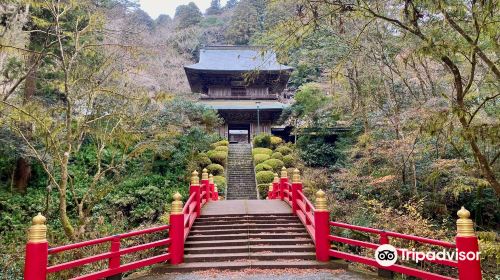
225,0 -> 258,44
206,0 -> 222,15
225,0 -> 238,9
174,2 -> 202,29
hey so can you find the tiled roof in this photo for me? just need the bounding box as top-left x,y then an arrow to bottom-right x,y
185,46 -> 293,72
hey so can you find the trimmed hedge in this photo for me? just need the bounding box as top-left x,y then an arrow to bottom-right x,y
275,146 -> 293,156
207,150 -> 228,166
214,146 -> 228,152
255,163 -> 273,172
253,133 -> 271,148
253,154 -> 270,165
196,153 -> 212,167
271,152 -> 283,160
256,171 -> 275,184
282,154 -> 295,167
262,159 -> 285,172
252,148 -> 273,156
211,140 -> 229,148
213,175 -> 227,189
270,136 -> 283,149
206,163 -> 224,176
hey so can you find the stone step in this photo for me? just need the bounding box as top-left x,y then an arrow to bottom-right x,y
187,232 -> 309,242
185,238 -> 313,248
184,244 -> 316,254
152,260 -> 346,273
193,219 -> 300,225
189,228 -> 305,235
199,213 -> 294,218
184,252 -> 316,263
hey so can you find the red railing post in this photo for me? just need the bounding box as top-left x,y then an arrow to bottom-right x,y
213,185 -> 219,200
201,169 -> 210,202
106,236 -> 122,280
272,173 -> 279,199
378,232 -> 393,278
24,213 -> 48,280
314,190 -> 330,262
267,183 -> 273,199
279,167 -> 288,201
456,207 -> 482,280
291,169 -> 302,214
190,171 -> 201,217
169,192 -> 184,265
209,174 -> 216,200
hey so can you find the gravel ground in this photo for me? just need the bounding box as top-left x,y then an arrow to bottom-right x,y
127,268 -> 379,280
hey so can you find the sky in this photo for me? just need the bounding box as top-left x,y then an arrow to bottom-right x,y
138,0 -> 229,19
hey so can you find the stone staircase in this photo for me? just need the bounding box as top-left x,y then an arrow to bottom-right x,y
152,212 -> 344,272
226,143 -> 257,199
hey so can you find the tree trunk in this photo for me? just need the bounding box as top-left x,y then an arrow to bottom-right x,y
13,157 -> 31,194
59,160 -> 76,240
23,53 -> 38,103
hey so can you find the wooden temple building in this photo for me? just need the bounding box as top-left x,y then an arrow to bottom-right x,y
185,46 -> 293,143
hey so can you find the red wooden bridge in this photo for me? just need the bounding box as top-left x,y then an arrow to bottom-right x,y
23,169 -> 482,280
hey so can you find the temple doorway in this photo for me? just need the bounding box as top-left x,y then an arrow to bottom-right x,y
228,123 -> 250,143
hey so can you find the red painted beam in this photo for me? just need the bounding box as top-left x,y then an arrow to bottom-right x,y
329,250 -> 456,280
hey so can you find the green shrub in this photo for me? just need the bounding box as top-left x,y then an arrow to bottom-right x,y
257,183 -> 271,199
214,146 -> 228,152
253,133 -> 271,148
252,148 -> 273,156
276,146 -> 293,155
206,163 -> 224,175
270,136 -> 283,149
254,154 -> 270,165
211,140 -> 229,148
263,159 -> 285,172
297,136 -> 336,167
271,152 -> 283,160
256,171 -> 275,184
207,150 -> 228,166
213,175 -> 227,190
196,153 -> 212,167
255,163 -> 273,172
283,154 -> 295,167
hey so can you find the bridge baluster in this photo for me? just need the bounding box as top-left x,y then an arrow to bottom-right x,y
213,185 -> 219,200
169,193 -> 184,265
190,170 -> 201,217
291,169 -> 302,215
201,169 -> 210,202
456,207 -> 482,280
267,183 -> 273,199
314,190 -> 330,262
23,213 -> 48,280
108,236 -> 122,280
272,173 -> 279,199
279,167 -> 287,201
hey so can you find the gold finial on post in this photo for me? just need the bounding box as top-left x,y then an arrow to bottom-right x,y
191,170 -> 199,185
280,167 -> 287,178
268,183 -> 273,191
209,174 -> 214,184
292,169 -> 301,183
28,213 -> 47,243
171,192 -> 183,214
457,206 -> 474,237
315,190 -> 327,211
273,173 -> 279,183
214,185 -> 218,192
202,168 -> 209,180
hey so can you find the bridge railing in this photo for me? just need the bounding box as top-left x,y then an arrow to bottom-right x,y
269,167 -> 482,280
23,169 -> 218,280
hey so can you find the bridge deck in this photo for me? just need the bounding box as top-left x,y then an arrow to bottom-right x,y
201,200 -> 292,215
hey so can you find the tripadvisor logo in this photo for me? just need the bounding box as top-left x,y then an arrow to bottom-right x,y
375,244 -> 398,267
